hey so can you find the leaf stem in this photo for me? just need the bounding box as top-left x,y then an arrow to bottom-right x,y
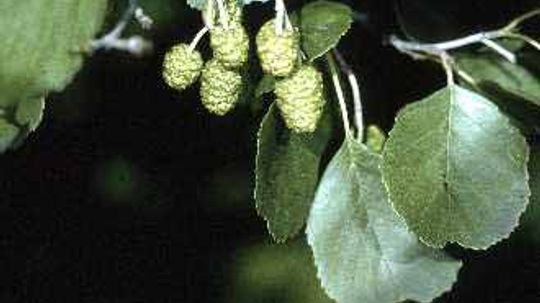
333,50 -> 364,142
440,52 -> 455,86
480,39 -> 516,63
505,32 -> 540,52
326,54 -> 352,138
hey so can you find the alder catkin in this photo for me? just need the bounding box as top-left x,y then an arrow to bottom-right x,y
162,43 -> 203,91
210,24 -> 249,69
256,19 -> 299,77
275,65 -> 325,133
200,59 -> 243,115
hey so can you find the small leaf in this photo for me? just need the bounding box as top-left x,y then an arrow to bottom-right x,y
15,97 -> 45,132
0,119 -> 20,153
365,124 -> 386,153
0,0 -> 108,106
307,138 -> 461,303
255,103 -> 331,242
300,1 -> 352,61
255,74 -> 276,98
382,85 -> 530,249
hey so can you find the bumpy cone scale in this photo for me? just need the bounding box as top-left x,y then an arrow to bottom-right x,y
208,0 -> 249,69
206,0 -> 243,25
200,59 -> 243,115
275,65 -> 325,133
256,19 -> 299,77
210,24 -> 249,69
162,43 -> 203,91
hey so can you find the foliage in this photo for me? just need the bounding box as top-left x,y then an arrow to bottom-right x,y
0,1 -> 539,302
382,85 -> 529,249
0,0 -> 107,149
307,137 -> 461,303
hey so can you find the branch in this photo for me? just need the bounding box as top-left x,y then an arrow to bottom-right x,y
389,30 -> 505,58
388,9 -> 540,64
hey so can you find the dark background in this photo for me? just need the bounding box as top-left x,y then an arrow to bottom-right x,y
1,0 -> 539,302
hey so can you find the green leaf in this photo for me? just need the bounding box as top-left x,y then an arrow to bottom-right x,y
0,119 -> 20,153
0,0 -> 108,106
255,74 -> 276,98
255,103 -> 331,242
365,124 -> 386,153
382,85 -> 530,249
456,53 -> 540,106
307,138 -> 461,303
300,1 -> 352,61
15,97 -> 45,132
519,145 -> 540,243
456,53 -> 540,134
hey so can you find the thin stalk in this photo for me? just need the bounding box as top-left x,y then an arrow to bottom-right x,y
326,53 -> 353,138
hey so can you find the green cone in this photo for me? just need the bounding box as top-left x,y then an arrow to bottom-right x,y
200,59 -> 243,115
205,0 -> 243,26
210,24 -> 249,69
256,19 -> 299,77
162,43 -> 203,91
275,65 -> 325,133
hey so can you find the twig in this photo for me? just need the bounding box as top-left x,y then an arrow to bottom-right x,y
389,31 -> 505,57
505,32 -> 540,51
90,0 -> 153,56
388,9 -> 540,63
326,53 -> 352,138
333,50 -> 364,141
502,8 -> 540,32
189,27 -> 209,53
135,7 -> 154,30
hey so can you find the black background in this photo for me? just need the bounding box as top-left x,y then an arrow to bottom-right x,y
1,0 -> 539,302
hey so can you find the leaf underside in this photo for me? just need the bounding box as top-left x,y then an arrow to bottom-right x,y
307,139 -> 461,303
382,85 -> 530,249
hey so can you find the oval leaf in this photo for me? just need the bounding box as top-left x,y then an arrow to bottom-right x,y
456,53 -> 540,105
382,85 -> 530,249
255,104 -> 331,242
300,1 -> 352,61
307,139 -> 461,303
456,53 -> 540,133
0,0 -> 108,106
